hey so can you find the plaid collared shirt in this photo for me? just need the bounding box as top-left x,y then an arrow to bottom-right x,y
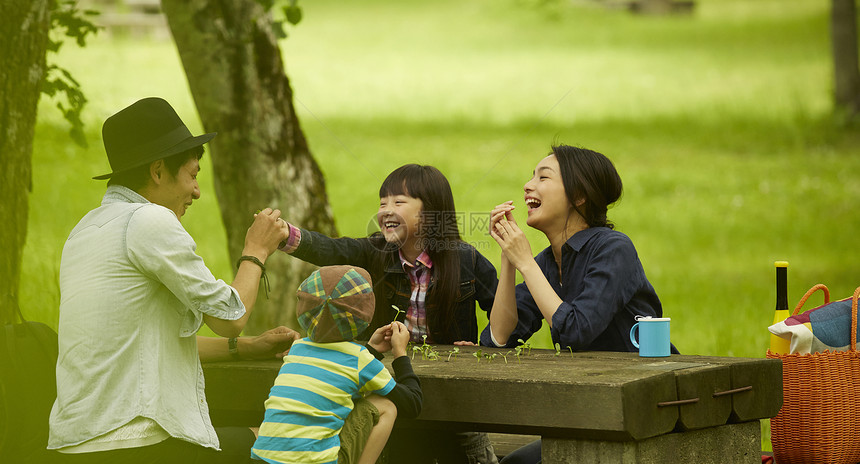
400,250 -> 433,343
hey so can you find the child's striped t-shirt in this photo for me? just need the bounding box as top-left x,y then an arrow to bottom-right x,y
251,338 -> 396,464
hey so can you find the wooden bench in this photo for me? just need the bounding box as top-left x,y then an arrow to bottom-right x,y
203,346 -> 781,463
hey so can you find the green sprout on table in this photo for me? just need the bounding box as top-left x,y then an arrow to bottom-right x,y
473,349 -> 483,363
553,343 -> 575,357
484,352 -> 498,363
513,346 -> 524,363
391,305 -> 405,323
517,339 -> 532,356
446,347 -> 460,362
500,350 -> 511,364
410,335 -> 439,360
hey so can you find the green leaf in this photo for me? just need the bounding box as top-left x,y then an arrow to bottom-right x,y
284,5 -> 302,25
271,20 -> 288,39
256,0 -> 275,11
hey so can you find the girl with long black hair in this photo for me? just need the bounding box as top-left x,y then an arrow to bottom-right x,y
277,164 -> 499,464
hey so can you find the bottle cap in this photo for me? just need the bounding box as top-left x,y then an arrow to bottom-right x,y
774,261 -> 788,268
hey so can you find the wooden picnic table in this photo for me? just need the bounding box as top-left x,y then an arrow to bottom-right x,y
203,345 -> 781,463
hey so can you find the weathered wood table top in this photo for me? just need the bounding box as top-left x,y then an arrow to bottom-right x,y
203,345 -> 782,444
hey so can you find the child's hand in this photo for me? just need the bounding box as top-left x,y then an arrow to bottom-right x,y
367,324 -> 394,354
389,321 -> 410,358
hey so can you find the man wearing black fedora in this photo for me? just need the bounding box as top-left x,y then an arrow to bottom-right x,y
49,97 -> 297,463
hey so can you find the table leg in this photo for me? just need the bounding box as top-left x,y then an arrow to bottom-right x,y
542,421 -> 760,464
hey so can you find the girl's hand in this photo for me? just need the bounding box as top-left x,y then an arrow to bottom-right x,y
490,216 -> 534,270
389,322 -> 410,358
489,201 -> 515,235
453,340 -> 476,346
367,324 -> 394,353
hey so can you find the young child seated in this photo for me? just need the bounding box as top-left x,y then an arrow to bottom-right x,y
251,265 -> 422,464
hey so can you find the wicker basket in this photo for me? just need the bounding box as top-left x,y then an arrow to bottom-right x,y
767,285 -> 860,464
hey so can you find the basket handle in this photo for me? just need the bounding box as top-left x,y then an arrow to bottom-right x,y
791,284 -> 830,316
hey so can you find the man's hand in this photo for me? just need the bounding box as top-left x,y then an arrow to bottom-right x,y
243,208 -> 288,261
243,326 -> 301,359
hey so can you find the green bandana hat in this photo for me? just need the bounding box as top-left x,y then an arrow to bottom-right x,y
296,266 -> 375,342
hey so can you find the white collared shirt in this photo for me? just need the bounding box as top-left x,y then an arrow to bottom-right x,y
49,186 -> 245,451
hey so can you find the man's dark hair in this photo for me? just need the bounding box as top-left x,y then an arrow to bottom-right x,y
108,146 -> 205,191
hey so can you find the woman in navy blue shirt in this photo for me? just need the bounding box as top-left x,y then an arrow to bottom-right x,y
482,145 -> 668,464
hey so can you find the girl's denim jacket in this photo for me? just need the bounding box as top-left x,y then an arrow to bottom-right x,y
291,229 -> 498,344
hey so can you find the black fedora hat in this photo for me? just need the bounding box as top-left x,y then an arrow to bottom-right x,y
93,97 -> 216,180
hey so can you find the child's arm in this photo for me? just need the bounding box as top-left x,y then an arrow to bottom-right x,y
280,224 -> 379,269
369,322 -> 423,418
384,356 -> 422,418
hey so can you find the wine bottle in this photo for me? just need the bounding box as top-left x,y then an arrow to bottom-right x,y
769,261 -> 790,354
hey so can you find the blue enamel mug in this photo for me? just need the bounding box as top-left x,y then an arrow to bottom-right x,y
630,316 -> 671,357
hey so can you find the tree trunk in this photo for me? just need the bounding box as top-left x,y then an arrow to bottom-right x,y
0,0 -> 51,325
161,0 -> 337,335
831,0 -> 860,117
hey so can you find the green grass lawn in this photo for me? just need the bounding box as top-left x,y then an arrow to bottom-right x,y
22,0 -> 860,448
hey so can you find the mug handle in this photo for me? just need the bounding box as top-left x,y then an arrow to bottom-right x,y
629,322 -> 640,349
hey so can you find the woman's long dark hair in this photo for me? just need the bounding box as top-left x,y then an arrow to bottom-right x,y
378,164 -> 462,342
552,145 -> 623,230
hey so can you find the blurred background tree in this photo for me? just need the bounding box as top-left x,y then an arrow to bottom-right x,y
0,0 -> 95,325
0,0 -> 330,332
161,0 -> 335,334
831,0 -> 860,118
0,0 -> 51,325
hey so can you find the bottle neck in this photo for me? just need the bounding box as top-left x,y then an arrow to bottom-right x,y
775,266 -> 788,311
